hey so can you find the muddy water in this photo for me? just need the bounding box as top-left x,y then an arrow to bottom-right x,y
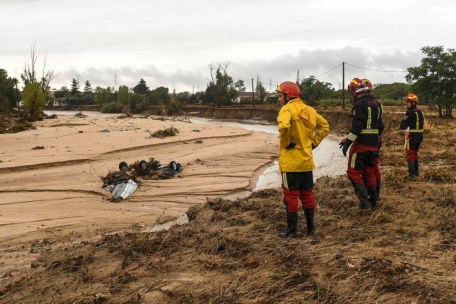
190,117 -> 347,191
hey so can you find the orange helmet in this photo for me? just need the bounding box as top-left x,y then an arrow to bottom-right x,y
404,93 -> 418,103
276,81 -> 300,98
362,79 -> 373,91
348,78 -> 369,95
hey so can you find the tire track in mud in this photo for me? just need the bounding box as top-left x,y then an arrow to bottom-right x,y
0,133 -> 252,174
0,216 -> 85,227
49,123 -> 90,127
0,189 -> 106,197
0,159 -> 96,174
100,133 -> 252,155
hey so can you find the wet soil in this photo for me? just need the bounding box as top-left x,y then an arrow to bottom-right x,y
1,106 -> 456,303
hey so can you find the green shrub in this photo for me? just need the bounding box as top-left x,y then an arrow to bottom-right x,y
101,102 -> 123,113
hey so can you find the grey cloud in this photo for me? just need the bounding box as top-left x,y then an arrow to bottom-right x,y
51,47 -> 423,92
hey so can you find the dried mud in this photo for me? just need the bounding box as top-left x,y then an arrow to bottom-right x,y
1,107 -> 456,303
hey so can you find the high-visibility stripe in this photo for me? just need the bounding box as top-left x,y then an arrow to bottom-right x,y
409,129 -> 424,133
348,132 -> 358,142
415,112 -> 420,130
282,172 -> 289,190
350,153 -> 357,169
360,129 -> 379,134
367,107 -> 372,129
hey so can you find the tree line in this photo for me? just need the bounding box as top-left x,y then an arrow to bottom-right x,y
0,45 -> 455,119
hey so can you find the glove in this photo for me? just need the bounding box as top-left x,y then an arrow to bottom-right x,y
340,139 -> 353,157
285,141 -> 296,150
312,143 -> 316,150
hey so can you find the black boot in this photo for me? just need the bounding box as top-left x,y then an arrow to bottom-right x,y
304,209 -> 315,236
376,180 -> 381,201
353,184 -> 371,210
368,187 -> 378,210
414,160 -> 419,176
279,212 -> 298,238
408,162 -> 416,178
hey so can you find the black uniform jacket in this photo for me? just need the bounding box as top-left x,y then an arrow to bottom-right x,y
347,94 -> 383,147
399,104 -> 424,144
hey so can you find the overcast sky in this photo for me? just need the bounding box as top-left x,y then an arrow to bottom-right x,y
2,0 -> 455,93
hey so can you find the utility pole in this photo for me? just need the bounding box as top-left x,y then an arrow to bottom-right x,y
296,69 -> 300,85
76,74 -> 80,83
251,78 -> 255,109
342,62 -> 345,110
114,74 -> 117,90
192,86 -> 194,95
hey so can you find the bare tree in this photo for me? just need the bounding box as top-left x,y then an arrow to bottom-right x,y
21,43 -> 56,93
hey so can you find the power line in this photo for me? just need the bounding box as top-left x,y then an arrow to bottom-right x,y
345,62 -> 407,73
314,63 -> 343,78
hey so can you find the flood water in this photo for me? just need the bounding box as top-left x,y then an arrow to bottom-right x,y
190,117 -> 347,190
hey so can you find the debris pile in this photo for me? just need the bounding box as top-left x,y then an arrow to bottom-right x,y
149,127 -> 179,138
0,112 -> 36,134
43,113 -> 58,119
102,157 -> 183,201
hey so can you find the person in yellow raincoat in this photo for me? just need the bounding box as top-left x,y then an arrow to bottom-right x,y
276,81 -> 329,238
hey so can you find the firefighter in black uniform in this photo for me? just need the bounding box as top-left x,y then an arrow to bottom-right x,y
399,93 -> 424,177
340,78 -> 383,210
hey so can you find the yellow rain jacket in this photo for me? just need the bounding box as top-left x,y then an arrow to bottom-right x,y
277,98 -> 330,172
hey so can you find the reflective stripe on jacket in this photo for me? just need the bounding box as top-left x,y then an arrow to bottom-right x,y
348,94 -> 382,147
277,98 -> 330,172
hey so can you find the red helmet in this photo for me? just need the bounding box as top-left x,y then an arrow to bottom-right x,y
276,81 -> 300,98
362,79 -> 373,91
348,78 -> 369,95
404,93 -> 418,103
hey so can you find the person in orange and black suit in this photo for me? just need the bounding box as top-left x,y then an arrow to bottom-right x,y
399,93 -> 424,178
340,78 -> 382,210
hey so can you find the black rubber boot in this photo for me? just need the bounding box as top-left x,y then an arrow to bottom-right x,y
279,212 -> 297,238
408,162 -> 416,178
414,160 -> 419,176
353,184 -> 371,210
376,180 -> 381,201
368,187 -> 378,210
304,209 -> 315,236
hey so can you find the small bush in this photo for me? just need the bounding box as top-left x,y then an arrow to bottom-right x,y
101,102 -> 123,113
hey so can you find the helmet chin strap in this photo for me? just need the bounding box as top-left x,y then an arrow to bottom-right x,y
283,94 -> 290,105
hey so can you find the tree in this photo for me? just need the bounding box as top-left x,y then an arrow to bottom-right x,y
21,43 -> 56,94
117,85 -> 130,106
54,86 -> 69,99
70,78 -> 80,96
299,76 -> 334,105
133,78 -> 149,95
235,80 -> 245,93
406,46 -> 456,118
0,69 -> 20,110
255,76 -> 267,106
83,80 -> 93,95
148,86 -> 170,105
22,83 -> 46,118
94,86 -> 116,106
206,62 -> 235,107
372,82 -> 411,101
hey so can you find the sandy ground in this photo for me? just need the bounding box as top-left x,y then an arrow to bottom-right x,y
0,114 -> 277,276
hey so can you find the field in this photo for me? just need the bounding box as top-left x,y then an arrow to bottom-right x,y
1,106 -> 456,303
